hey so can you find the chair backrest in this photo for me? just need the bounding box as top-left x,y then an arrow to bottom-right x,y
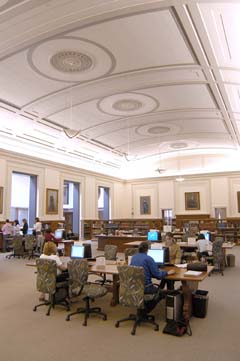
24,235 -> 36,251
13,235 -> 25,255
117,265 -> 145,309
68,259 -> 88,291
104,245 -> 118,260
36,259 -> 57,294
124,248 -> 138,262
212,238 -> 224,262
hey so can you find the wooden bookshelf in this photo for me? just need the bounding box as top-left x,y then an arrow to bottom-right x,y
83,219 -> 163,240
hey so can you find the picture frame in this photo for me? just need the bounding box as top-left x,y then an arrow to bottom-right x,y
0,187 -> 3,214
185,192 -> 200,210
46,188 -> 58,214
140,196 -> 151,215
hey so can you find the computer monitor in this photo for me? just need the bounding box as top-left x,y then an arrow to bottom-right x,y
147,230 -> 161,242
200,230 -> 211,242
148,249 -> 165,266
70,245 -> 85,259
54,229 -> 63,239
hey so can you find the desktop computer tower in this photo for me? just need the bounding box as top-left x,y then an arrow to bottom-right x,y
165,291 -> 183,322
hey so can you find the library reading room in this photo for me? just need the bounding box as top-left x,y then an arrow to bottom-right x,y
0,1 -> 239,361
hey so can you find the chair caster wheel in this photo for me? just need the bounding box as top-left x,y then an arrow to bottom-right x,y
33,307 -> 37,312
103,315 -> 107,321
131,331 -> 136,335
115,322 -> 119,328
155,326 -> 159,331
66,316 -> 70,321
83,321 -> 87,326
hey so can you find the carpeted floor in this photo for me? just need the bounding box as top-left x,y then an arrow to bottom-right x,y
0,244 -> 239,361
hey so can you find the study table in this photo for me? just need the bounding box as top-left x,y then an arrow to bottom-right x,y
89,262 -> 214,320
27,258 -> 212,320
97,235 -> 147,252
124,240 -> 235,251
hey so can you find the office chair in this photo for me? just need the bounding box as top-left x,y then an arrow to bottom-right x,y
24,235 -> 37,259
6,235 -> 25,259
94,244 -> 118,285
124,247 -> 138,263
66,259 -> 108,326
211,238 -> 225,276
33,259 -> 70,316
115,265 -> 159,335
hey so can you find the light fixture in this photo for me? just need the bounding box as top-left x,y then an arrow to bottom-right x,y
63,128 -> 80,139
63,87 -> 80,139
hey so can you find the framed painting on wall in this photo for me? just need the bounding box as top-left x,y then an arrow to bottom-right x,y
185,192 -> 200,210
0,187 -> 3,213
46,188 -> 58,214
140,196 -> 151,215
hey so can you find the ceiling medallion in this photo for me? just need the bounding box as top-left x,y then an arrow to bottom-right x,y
50,51 -> 93,73
148,126 -> 170,135
63,128 -> 80,139
113,99 -> 142,112
171,142 -> 188,149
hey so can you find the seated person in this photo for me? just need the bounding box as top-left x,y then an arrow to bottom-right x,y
39,241 -> 68,301
166,232 -> 181,264
130,241 -> 175,314
44,229 -> 57,243
197,233 -> 212,261
160,232 -> 181,290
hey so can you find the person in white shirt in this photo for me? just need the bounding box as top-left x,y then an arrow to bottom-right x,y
33,217 -> 43,251
197,233 -> 212,260
33,217 -> 42,235
13,219 -> 21,236
39,241 -> 68,301
1,219 -> 13,252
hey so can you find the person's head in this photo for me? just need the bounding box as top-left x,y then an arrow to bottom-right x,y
35,217 -> 40,222
197,233 -> 205,240
43,241 -> 57,256
5,219 -> 9,223
138,241 -> 149,253
14,219 -> 19,225
45,229 -> 52,234
165,232 -> 175,246
22,218 -> 27,224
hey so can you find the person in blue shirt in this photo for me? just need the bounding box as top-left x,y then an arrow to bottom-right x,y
130,241 -> 175,313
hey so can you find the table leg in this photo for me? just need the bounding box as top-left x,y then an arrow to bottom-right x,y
181,280 -> 198,321
109,274 -> 119,306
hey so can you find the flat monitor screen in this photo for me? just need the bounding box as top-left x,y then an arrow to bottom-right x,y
70,245 -> 85,259
147,231 -> 160,242
54,229 -> 63,239
200,231 -> 211,242
148,249 -> 165,266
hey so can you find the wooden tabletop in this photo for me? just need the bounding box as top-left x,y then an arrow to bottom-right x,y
90,263 -> 214,281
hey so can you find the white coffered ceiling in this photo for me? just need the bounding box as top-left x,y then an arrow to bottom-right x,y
0,0 -> 240,179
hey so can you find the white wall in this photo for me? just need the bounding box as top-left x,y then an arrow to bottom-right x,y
210,177 -> 229,216
1,150 -> 240,222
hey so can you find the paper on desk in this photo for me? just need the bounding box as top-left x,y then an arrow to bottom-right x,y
174,263 -> 187,268
184,270 -> 202,276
